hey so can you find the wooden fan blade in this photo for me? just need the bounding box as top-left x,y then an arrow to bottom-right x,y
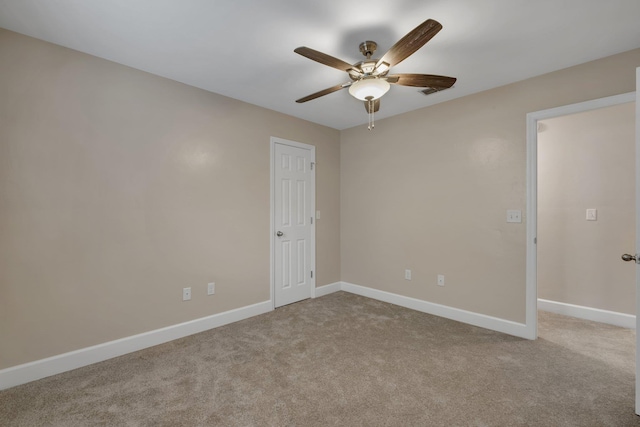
376,19 -> 442,70
364,99 -> 380,113
294,47 -> 358,73
387,74 -> 456,88
295,83 -> 350,103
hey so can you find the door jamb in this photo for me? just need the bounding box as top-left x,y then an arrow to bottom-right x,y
270,136 -> 316,310
525,91 -> 636,340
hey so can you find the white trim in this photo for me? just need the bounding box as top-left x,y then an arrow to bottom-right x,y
270,137 -> 316,309
635,68 -> 640,415
0,281 -> 543,391
538,298 -> 636,329
314,282 -> 342,298
526,91 -> 636,341
270,139 -> 275,308
527,92 -> 635,122
340,282 -> 530,339
0,300 -> 272,391
525,109 -> 539,341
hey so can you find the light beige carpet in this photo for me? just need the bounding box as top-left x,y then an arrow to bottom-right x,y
1,291 -> 638,426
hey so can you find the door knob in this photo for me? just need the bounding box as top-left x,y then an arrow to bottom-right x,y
621,253 -> 637,262
276,231 -> 283,237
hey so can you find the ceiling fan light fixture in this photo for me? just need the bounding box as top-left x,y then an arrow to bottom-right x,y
348,78 -> 390,101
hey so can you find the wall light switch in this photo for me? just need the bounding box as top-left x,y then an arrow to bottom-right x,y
183,287 -> 191,301
207,282 -> 215,295
437,275 -> 445,286
586,209 -> 597,221
405,269 -> 412,280
507,210 -> 522,223
316,210 -> 321,220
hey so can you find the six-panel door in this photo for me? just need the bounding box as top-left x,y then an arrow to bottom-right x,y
274,143 -> 313,307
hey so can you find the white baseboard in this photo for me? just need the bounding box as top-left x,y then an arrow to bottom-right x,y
0,300 -> 272,391
340,282 -> 531,339
538,298 -> 636,329
0,283 -> 540,391
314,282 -> 342,298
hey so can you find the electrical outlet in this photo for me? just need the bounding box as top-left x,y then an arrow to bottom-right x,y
207,282 -> 215,295
182,287 -> 191,301
437,275 -> 445,286
405,269 -> 412,280
507,210 -> 522,223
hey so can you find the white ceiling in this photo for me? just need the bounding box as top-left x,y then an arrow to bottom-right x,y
1,0 -> 639,130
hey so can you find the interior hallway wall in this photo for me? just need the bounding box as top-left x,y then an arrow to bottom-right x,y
340,48 -> 640,323
0,29 -> 341,370
537,102 -> 636,315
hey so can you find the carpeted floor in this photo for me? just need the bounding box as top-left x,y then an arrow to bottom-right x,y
1,291 -> 639,426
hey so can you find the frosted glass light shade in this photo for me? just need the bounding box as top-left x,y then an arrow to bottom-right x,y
348,78 -> 390,100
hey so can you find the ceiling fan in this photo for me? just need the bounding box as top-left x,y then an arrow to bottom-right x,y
294,19 -> 456,129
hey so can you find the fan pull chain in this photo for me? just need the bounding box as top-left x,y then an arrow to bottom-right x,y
367,98 -> 375,130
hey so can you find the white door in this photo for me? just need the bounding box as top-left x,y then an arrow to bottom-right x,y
272,138 -> 315,307
635,67 -> 640,415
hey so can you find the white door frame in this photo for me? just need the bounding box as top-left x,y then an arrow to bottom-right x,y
525,91 -> 636,341
270,136 -> 316,309
635,68 -> 640,415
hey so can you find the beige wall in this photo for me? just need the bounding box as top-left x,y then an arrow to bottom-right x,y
340,48 -> 640,323
2,26 -> 639,371
538,103 -> 635,314
0,29 -> 341,369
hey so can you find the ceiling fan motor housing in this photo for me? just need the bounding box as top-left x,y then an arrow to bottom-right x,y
355,41 -> 382,77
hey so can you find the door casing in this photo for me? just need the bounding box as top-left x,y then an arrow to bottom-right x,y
635,68 -> 639,415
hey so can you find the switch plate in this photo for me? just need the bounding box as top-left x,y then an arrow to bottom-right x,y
207,282 -> 215,295
586,209 -> 597,221
316,210 -> 321,219
405,269 -> 412,280
437,275 -> 445,286
507,210 -> 522,223
182,287 -> 191,301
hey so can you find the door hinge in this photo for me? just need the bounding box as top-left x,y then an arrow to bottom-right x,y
311,162 -> 315,171
311,271 -> 313,278
311,217 -> 313,224
534,237 -> 537,244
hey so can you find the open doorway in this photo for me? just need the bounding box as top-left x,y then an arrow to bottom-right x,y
525,92 -> 636,340
536,102 -> 636,326
526,91 -> 637,414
